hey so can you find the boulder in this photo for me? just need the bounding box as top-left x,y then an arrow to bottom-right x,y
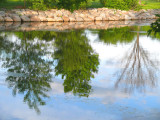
12,15 -> 21,21
87,15 -> 95,21
69,16 -> 76,22
125,15 -> 132,20
4,17 -> 13,22
54,17 -> 63,22
95,16 -> 103,21
39,16 -> 48,21
0,11 -> 5,17
30,16 -> 40,21
75,16 -> 84,22
30,10 -> 38,15
0,16 -> 4,21
62,16 -> 70,22
38,11 -> 46,16
46,17 -> 55,22
21,15 -> 30,22
83,17 -> 94,22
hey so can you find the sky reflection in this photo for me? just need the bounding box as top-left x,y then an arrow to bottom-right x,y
0,25 -> 160,120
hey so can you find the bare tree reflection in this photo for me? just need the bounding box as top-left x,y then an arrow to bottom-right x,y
115,27 -> 159,93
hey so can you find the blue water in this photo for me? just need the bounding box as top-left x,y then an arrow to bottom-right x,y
0,25 -> 160,120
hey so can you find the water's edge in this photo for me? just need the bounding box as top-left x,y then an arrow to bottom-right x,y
0,20 -> 156,31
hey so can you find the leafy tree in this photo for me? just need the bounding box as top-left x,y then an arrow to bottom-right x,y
148,14 -> 160,38
57,0 -> 87,11
53,30 -> 99,97
0,0 -> 6,3
26,0 -> 57,10
26,0 -> 88,11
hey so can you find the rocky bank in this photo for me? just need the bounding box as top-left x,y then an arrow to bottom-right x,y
0,8 -> 160,22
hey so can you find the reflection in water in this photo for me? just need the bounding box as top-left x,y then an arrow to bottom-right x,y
95,26 -> 137,45
54,30 -> 99,97
0,24 -> 159,117
0,30 -> 99,113
0,32 -> 55,113
115,27 -> 159,93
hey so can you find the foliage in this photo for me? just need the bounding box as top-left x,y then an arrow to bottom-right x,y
57,0 -> 87,11
94,26 -> 137,45
14,31 -> 56,41
148,14 -> 160,37
0,31 -> 55,113
54,30 -> 99,97
26,0 -> 56,10
0,0 -> 6,3
26,0 -> 88,11
100,0 -> 140,10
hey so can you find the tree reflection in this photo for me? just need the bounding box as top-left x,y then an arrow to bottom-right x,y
0,31 -> 55,113
96,26 -> 137,45
115,27 -> 159,93
54,30 -> 99,97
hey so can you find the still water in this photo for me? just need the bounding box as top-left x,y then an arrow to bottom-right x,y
0,24 -> 160,120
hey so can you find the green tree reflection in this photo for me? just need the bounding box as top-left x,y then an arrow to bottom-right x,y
54,30 -> 99,97
96,26 -> 137,45
0,32 -> 55,113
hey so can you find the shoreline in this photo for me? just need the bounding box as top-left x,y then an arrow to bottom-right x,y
0,20 -> 156,31
0,8 -> 160,22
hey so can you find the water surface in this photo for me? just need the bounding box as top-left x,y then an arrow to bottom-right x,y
0,24 -> 160,120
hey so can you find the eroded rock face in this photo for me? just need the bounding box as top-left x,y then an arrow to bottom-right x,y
0,8 -> 159,22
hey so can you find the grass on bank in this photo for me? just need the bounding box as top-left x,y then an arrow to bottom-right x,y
0,0 -> 160,10
0,0 -> 24,9
141,0 -> 160,9
87,0 -> 160,9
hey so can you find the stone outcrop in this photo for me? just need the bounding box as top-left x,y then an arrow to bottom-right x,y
0,8 -> 159,22
0,20 -> 155,31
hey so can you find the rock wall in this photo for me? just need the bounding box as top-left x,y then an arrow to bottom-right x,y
0,8 -> 160,22
0,20 -> 155,31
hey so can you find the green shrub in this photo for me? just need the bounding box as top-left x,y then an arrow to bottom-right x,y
57,0 -> 87,12
26,0 -> 88,11
26,0 -> 57,10
0,0 -> 6,3
100,0 -> 140,10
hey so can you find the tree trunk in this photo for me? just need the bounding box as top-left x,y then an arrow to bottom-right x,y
24,0 -> 26,8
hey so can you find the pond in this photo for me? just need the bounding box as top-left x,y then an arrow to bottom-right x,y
0,21 -> 160,120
